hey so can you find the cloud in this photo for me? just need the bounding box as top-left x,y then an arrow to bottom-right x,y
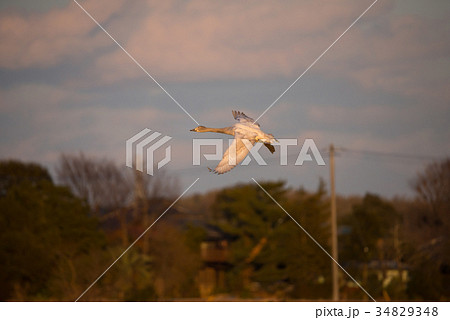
2,0 -> 449,104
322,13 -> 450,101
1,0 -> 449,196
95,0 -> 374,83
89,0 -> 450,105
0,82 -> 185,164
0,0 -> 125,69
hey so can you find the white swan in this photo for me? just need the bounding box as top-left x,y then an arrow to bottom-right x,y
190,110 -> 278,174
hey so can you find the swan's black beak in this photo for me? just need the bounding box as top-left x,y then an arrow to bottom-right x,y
190,128 -> 196,132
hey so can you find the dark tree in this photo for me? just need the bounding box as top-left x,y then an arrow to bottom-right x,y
0,160 -> 105,300
211,181 -> 331,299
340,193 -> 401,300
406,158 -> 450,300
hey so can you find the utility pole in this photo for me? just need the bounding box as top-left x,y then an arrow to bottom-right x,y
330,144 -> 339,301
134,159 -> 149,254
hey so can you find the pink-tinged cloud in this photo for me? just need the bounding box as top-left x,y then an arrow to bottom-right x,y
1,0 -> 449,102
95,0 -> 378,83
322,14 -> 450,100
0,0 -> 126,69
91,0 -> 449,104
0,82 -> 186,164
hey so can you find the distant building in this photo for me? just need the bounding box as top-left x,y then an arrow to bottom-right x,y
198,227 -> 232,298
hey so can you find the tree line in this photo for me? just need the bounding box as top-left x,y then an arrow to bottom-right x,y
0,155 -> 448,301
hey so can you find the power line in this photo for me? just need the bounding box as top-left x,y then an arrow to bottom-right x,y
318,147 -> 444,162
338,147 -> 442,161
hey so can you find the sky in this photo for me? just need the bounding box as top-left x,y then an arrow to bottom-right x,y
0,0 -> 449,198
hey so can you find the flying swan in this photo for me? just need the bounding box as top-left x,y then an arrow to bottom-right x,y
190,110 -> 278,174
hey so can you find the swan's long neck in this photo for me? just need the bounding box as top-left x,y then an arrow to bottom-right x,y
200,126 -> 234,135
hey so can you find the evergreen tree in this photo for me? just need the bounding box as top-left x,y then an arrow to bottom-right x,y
212,181 -> 332,299
0,160 -> 105,300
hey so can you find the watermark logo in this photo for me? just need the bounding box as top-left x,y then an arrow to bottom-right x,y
126,128 -> 172,175
126,129 -> 325,175
193,138 -> 325,166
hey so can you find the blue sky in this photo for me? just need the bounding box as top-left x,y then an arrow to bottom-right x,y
1,0 -> 449,197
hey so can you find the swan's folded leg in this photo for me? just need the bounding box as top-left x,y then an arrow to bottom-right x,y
264,143 -> 275,154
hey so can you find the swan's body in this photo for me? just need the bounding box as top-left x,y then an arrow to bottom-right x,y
190,110 -> 277,174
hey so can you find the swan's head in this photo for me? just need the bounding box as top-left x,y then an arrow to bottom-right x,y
190,126 -> 207,132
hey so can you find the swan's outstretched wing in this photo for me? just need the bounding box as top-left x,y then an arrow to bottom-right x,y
232,110 -> 260,127
209,137 -> 256,174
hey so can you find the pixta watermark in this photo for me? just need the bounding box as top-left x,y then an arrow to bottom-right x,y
126,129 -> 325,175
126,128 -> 172,175
192,138 -> 325,166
